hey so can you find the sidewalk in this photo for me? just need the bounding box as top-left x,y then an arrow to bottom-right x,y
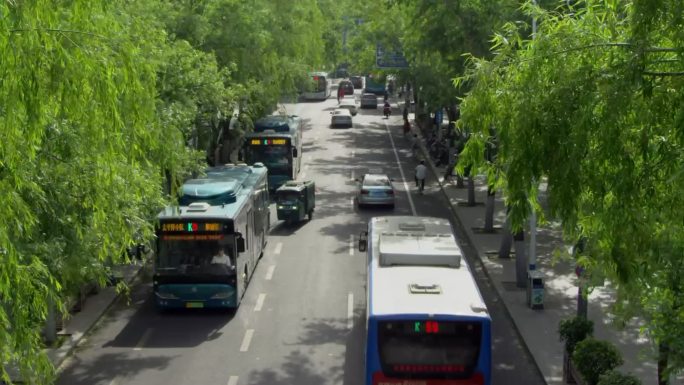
407,111 -> 667,385
48,262 -> 145,373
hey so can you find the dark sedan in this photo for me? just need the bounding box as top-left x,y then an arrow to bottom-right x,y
350,76 -> 363,89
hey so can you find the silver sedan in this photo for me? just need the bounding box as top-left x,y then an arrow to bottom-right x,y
356,173 -> 395,208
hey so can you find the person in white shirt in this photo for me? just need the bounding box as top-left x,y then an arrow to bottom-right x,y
211,247 -> 233,267
415,161 -> 428,193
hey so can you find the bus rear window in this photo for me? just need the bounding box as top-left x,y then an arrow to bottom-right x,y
377,320 -> 482,379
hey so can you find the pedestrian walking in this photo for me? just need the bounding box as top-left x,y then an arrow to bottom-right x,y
444,143 -> 457,182
411,134 -> 419,158
415,161 -> 427,194
403,119 -> 411,137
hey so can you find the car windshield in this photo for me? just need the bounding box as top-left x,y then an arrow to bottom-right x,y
364,177 -> 390,187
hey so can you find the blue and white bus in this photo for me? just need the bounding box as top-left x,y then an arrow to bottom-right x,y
358,216 -> 492,385
302,71 -> 331,100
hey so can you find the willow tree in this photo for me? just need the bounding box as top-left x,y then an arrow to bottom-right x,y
0,1 -> 197,382
459,1 -> 684,382
159,0 -> 327,120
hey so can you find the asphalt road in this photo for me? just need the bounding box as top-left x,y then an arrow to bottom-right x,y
57,91 -> 545,385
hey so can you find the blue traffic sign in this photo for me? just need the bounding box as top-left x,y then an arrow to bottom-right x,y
376,44 -> 408,69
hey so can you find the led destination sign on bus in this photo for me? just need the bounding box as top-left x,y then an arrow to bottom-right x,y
249,138 -> 288,145
161,222 -> 221,232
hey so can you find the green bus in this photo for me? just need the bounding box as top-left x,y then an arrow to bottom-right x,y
154,164 -> 269,310
243,115 -> 303,192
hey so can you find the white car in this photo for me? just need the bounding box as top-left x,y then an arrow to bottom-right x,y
338,100 -> 358,116
330,108 -> 353,128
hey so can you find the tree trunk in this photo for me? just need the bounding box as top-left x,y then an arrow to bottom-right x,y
658,342 -> 669,385
577,284 -> 588,319
467,176 -> 476,206
499,208 -> 513,258
514,230 -> 527,288
43,298 -> 56,345
455,175 -> 465,188
484,187 -> 496,232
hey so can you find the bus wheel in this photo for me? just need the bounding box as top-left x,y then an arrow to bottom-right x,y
308,210 -> 313,221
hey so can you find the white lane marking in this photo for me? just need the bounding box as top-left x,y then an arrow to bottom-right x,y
240,329 -> 255,352
274,242 -> 283,255
349,234 -> 354,256
133,329 -> 152,351
350,197 -> 354,208
350,169 -> 355,181
227,376 -> 238,385
254,293 -> 266,312
351,150 -> 355,157
347,293 -> 354,329
265,265 -> 276,280
109,379 -> 118,385
385,120 -> 417,216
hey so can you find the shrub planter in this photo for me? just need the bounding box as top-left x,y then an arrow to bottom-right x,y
567,352 -> 589,385
572,338 -> 623,385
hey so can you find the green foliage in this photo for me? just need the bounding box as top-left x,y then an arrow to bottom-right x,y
597,370 -> 642,385
459,0 -> 684,377
573,339 -> 624,385
0,0 -> 203,382
559,316 -> 595,354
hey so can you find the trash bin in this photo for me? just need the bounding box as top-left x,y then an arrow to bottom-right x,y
527,270 -> 545,309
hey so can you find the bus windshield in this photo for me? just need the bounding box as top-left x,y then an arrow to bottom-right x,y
246,144 -> 292,176
312,75 -> 327,92
157,238 -> 236,276
378,320 -> 482,378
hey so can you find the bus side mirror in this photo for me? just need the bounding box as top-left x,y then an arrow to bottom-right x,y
358,231 -> 368,252
293,148 -> 298,157
236,233 -> 246,252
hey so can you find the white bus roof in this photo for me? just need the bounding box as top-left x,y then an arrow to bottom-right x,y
368,216 -> 489,319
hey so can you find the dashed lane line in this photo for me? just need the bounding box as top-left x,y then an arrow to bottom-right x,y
347,293 -> 354,330
349,234 -> 354,256
254,293 -> 266,312
227,376 -> 238,385
274,242 -> 283,255
265,265 -> 276,280
240,329 -> 255,352
133,329 -> 152,351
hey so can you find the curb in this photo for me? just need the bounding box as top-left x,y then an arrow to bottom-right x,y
52,262 -> 148,373
413,123 -> 549,385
